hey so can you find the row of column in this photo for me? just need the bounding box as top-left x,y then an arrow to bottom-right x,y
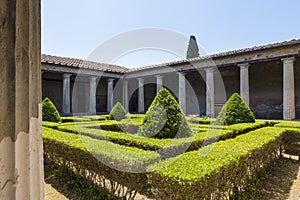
62,75 -> 115,114
238,57 -> 296,120
62,57 -> 296,120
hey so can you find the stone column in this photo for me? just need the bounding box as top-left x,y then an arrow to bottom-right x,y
62,74 -> 71,113
282,57 -> 296,120
89,76 -> 97,114
178,72 -> 186,113
238,63 -> 250,105
205,68 -> 215,117
156,75 -> 163,94
0,0 -> 44,199
122,80 -> 129,111
137,78 -> 145,113
107,79 -> 114,112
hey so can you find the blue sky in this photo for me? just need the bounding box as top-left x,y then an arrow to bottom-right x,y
42,0 -> 300,68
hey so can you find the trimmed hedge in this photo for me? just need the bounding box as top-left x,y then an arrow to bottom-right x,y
216,93 -> 255,125
109,102 -> 127,121
52,120 -> 268,158
43,127 -> 161,198
138,88 -> 191,139
42,97 -> 61,122
147,127 -> 287,199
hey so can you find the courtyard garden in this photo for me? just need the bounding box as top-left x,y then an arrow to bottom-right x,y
42,90 -> 300,200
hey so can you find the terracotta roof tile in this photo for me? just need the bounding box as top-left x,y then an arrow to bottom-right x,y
41,54 -> 128,73
42,39 -> 300,74
128,39 -> 300,72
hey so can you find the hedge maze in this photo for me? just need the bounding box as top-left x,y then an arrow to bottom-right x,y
42,115 -> 300,199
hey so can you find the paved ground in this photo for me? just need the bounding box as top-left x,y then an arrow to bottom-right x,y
45,183 -> 68,200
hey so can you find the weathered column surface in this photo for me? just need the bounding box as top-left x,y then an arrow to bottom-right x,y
137,78 -> 145,113
107,79 -> 114,112
177,72 -> 186,114
205,68 -> 215,117
89,76 -> 97,114
156,75 -> 163,94
62,74 -> 71,113
238,63 -> 250,105
0,0 -> 44,199
122,80 -> 129,111
282,57 -> 296,120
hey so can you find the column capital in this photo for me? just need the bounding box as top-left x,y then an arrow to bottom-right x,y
281,57 -> 295,64
90,76 -> 98,80
204,67 -> 215,73
63,73 -> 72,78
155,74 -> 163,78
238,63 -> 250,69
137,77 -> 144,83
107,78 -> 114,82
177,72 -> 185,76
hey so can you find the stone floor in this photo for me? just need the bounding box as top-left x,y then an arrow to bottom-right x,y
44,183 -> 68,200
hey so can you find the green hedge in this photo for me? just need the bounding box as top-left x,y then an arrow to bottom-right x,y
43,127 -> 160,198
147,127 -> 287,199
42,97 -> 61,122
109,102 -> 127,121
51,121 -> 268,159
138,88 -> 191,138
215,93 -> 255,125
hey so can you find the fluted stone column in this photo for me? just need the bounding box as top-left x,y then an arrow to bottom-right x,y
205,68 -> 215,117
107,79 -> 114,112
0,0 -> 44,199
137,78 -> 144,113
178,72 -> 186,113
156,75 -> 163,94
282,57 -> 296,120
89,76 -> 97,114
122,80 -> 129,111
63,74 -> 71,113
238,63 -> 250,105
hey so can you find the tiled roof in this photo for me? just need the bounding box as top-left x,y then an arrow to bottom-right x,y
128,39 -> 300,72
41,54 -> 129,73
42,39 -> 300,74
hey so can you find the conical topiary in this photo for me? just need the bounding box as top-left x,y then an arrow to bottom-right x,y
109,102 -> 127,121
42,97 -> 61,122
215,93 -> 255,125
138,88 -> 191,139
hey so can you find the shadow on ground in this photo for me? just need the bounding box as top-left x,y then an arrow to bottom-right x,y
248,157 -> 300,200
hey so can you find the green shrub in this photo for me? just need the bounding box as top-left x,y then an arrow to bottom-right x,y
138,88 -> 191,139
42,97 -> 61,122
216,93 -> 255,125
109,102 -> 127,121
